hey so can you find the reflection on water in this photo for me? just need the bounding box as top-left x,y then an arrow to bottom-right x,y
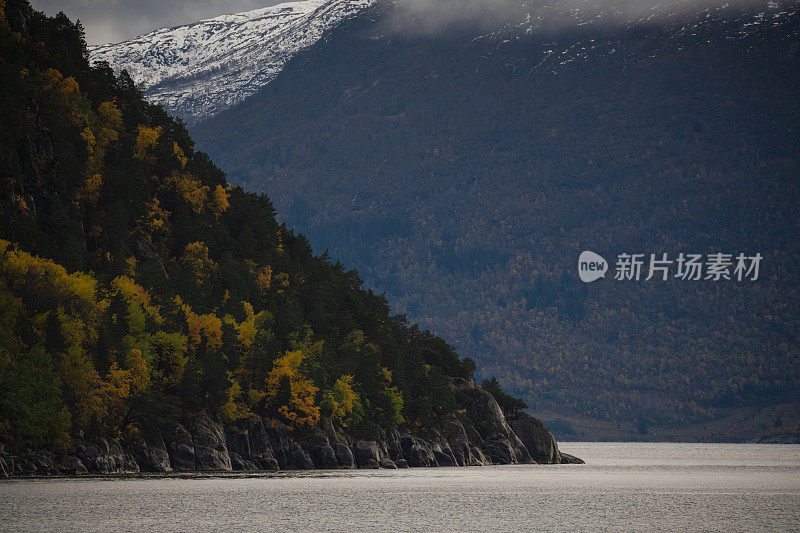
0,443 -> 798,532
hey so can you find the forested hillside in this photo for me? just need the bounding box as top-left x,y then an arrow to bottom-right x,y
191,1 -> 800,439
0,0 -> 478,452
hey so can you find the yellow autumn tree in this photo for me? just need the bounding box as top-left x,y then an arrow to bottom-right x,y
176,296 -> 223,353
180,241 -> 216,287
112,275 -> 162,325
77,101 -> 122,205
167,170 -> 208,214
265,350 -> 319,428
321,375 -> 363,427
209,185 -> 230,217
234,301 -> 258,349
133,125 -> 162,163
124,348 -> 150,393
221,372 -> 254,423
136,197 -> 170,243
1,242 -> 98,314
172,141 -> 187,168
94,364 -> 132,427
255,265 -> 272,295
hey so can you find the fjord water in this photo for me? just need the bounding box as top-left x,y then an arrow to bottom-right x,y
1,443 -> 798,532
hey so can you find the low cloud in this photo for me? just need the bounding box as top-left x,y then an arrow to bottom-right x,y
389,0 -> 784,36
30,0 -> 788,44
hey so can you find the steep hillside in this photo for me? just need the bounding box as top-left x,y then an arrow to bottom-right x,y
187,1 -> 800,439
0,0 -> 576,476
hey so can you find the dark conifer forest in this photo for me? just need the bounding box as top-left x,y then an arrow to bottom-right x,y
192,1 -> 800,439
0,0 -> 479,450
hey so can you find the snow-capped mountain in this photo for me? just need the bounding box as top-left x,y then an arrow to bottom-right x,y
89,0 -> 374,123
474,0 -> 799,73
90,0 -> 797,124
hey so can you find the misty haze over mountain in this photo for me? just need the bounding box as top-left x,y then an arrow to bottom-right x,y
390,0 -> 781,34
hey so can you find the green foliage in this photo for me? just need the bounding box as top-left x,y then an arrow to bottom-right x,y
192,8 -> 800,433
321,374 -> 364,428
0,346 -> 71,448
0,1 -> 489,449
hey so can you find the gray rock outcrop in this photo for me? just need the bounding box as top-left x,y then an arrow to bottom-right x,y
0,382 -> 581,476
288,441 -> 314,469
510,412 -> 562,464
400,434 -> 437,467
248,419 -> 280,470
302,432 -> 338,469
168,424 -> 196,471
450,378 -> 532,464
192,414 -> 232,471
136,440 -> 172,472
353,440 -> 380,468
59,455 -> 88,475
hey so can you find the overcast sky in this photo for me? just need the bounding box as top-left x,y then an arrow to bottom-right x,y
32,0 -> 775,44
31,0 -> 296,45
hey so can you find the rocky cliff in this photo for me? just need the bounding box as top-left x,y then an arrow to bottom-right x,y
0,379 -> 581,477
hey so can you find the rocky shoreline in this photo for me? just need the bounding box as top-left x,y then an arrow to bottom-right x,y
0,378 -> 582,478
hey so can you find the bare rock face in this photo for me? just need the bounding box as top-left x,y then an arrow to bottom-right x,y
386,429 -> 405,462
560,453 -> 584,464
302,433 -> 338,469
264,421 -> 291,470
450,378 -> 532,464
0,453 -> 14,478
248,419 -> 280,470
469,445 -> 490,466
484,439 -> 516,465
0,395 -> 580,476
353,440 -> 380,469
334,441 -> 355,468
379,457 -> 398,469
66,439 -> 124,474
289,441 -> 314,469
319,418 -> 355,469
433,449 -> 456,467
442,414 -> 474,467
230,452 -> 259,471
168,424 -> 196,471
399,434 -> 437,467
136,440 -> 172,472
225,428 -> 252,460
121,452 -> 140,473
192,413 -> 232,471
58,455 -> 88,475
18,449 -> 56,475
510,412 -> 563,464
105,440 -> 139,473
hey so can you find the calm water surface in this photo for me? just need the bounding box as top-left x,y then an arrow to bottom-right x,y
0,442 -> 798,532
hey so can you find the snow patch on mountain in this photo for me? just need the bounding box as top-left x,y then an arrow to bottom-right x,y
466,0 -> 799,74
89,0 -> 374,123
90,0 -> 797,123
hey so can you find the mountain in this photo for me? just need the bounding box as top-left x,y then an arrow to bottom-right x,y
89,0 -> 374,123
93,0 -> 800,441
0,0 -> 581,476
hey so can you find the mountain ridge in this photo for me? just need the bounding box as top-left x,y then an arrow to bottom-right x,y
86,0 -> 800,440
89,0 -> 375,123
188,0 -> 800,440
